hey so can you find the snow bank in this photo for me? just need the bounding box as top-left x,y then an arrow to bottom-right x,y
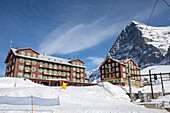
141,65 -> 170,75
0,77 -> 44,88
100,82 -> 130,101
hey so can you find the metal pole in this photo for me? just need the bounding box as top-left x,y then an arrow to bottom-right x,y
160,73 -> 165,96
128,76 -> 132,102
149,70 -> 154,99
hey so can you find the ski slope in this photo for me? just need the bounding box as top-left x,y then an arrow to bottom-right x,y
0,77 -> 168,113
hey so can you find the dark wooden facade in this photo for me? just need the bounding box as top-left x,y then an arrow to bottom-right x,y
4,48 -> 93,86
99,57 -> 141,87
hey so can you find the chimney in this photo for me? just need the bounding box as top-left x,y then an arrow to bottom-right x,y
44,53 -> 47,56
122,60 -> 124,63
69,58 -> 71,60
77,57 -> 79,59
16,47 -> 18,49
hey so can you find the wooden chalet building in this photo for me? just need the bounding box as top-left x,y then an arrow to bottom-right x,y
4,47 -> 94,86
99,57 -> 142,87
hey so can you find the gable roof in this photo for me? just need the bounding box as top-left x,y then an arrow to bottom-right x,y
71,58 -> 85,64
4,48 -> 85,68
98,57 -> 125,68
18,48 -> 40,55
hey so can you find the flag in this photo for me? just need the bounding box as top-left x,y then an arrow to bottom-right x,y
10,40 -> 12,45
10,40 -> 12,48
62,82 -> 67,89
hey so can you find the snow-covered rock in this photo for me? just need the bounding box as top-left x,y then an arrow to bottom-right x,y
108,21 -> 170,68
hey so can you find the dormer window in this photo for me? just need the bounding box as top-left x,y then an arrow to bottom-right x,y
27,53 -> 31,57
21,52 -> 26,55
33,54 -> 37,57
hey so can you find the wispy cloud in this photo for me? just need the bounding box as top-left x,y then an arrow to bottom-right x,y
86,56 -> 105,66
38,17 -> 127,55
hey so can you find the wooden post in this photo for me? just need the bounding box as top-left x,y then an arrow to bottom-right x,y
3,95 -> 7,113
31,95 -> 33,113
149,70 -> 154,99
58,96 -> 61,113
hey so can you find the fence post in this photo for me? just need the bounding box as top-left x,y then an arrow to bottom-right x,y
149,70 -> 154,99
160,73 -> 165,96
58,96 -> 61,113
31,95 -> 33,113
3,95 -> 7,113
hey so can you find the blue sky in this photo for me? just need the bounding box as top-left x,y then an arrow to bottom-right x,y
0,0 -> 170,77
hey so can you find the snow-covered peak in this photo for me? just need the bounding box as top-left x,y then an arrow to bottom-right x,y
135,23 -> 170,53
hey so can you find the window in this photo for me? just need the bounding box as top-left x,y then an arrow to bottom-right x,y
105,64 -> 107,68
44,63 -> 48,67
116,63 -> 118,66
109,74 -> 112,78
67,78 -> 70,81
12,65 -> 14,70
81,79 -> 83,83
81,74 -> 83,77
73,67 -> 76,71
33,54 -> 37,57
81,69 -> 83,72
24,73 -> 29,78
31,67 -> 36,72
21,51 -> 26,55
18,65 -> 24,70
102,66 -> 104,69
72,78 -> 76,82
19,58 -> 25,63
31,74 -> 36,78
17,72 -> 23,77
59,65 -> 62,69
109,64 -> 111,67
59,71 -> 61,75
39,68 -> 42,72
122,68 -> 126,72
108,59 -> 111,62
123,73 -> 126,78
32,60 -> 37,65
85,80 -> 88,83
13,58 -> 15,63
73,73 -> 76,76
77,79 -> 80,82
112,68 -> 115,72
67,72 -> 70,76
102,70 -> 104,74
49,63 -> 53,68
112,73 -> 115,78
109,69 -> 111,72
27,53 -> 31,57
77,68 -> 79,72
38,75 -> 42,79
67,66 -> 70,70
116,67 -> 119,72
102,75 -> 104,79
116,73 -> 120,77
26,59 -> 31,64
112,63 -> 114,67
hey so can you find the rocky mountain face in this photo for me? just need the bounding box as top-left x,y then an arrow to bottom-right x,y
109,21 -> 170,68
87,21 -> 170,83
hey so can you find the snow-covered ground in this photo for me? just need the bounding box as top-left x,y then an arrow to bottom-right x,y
0,77 -> 168,113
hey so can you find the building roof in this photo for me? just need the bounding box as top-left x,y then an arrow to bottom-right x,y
99,56 -> 140,69
5,48 -> 85,68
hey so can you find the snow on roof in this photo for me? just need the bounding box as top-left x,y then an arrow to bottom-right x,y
11,48 -> 85,68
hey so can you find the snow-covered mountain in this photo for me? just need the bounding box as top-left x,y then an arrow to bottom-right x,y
88,21 -> 170,83
109,21 -> 170,68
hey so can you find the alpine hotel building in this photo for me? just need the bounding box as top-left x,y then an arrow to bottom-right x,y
99,57 -> 142,87
5,47 -> 91,86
